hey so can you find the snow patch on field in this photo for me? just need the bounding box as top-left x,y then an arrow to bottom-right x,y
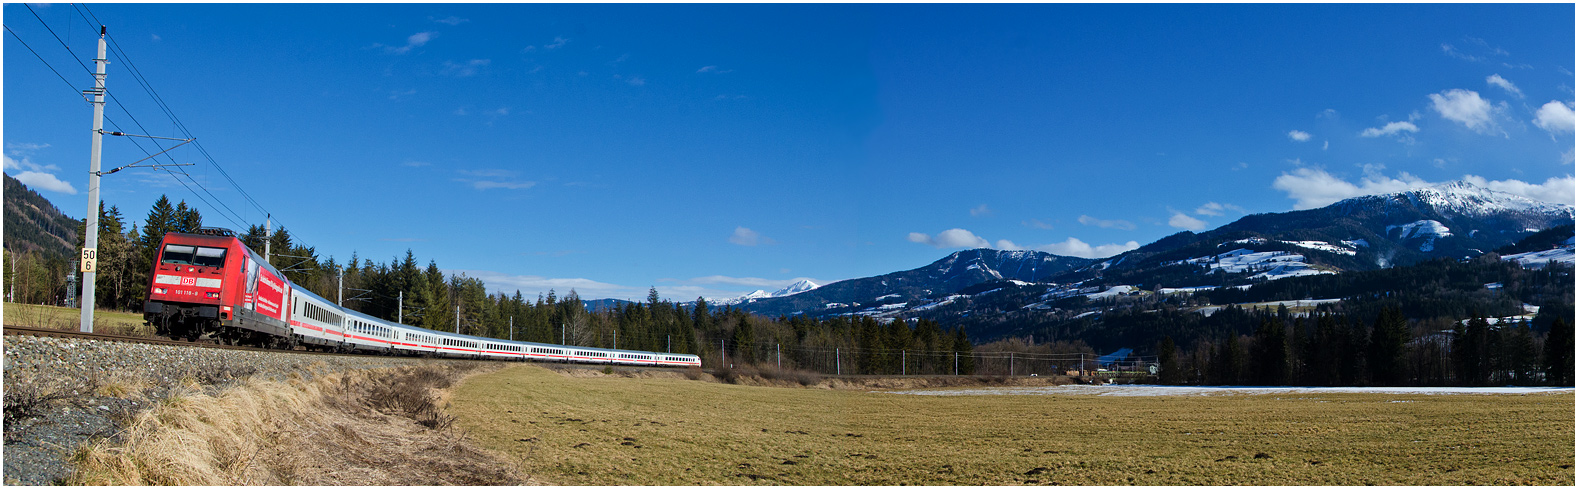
1172,248 -> 1333,281
1086,285 -> 1137,299
1285,240 -> 1358,256
1387,220 -> 1453,239
886,385 -> 1575,397
1502,247 -> 1575,269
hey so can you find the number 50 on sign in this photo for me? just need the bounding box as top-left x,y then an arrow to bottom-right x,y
80,248 -> 97,273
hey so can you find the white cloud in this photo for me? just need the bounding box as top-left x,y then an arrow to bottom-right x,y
696,65 -> 733,74
1273,167 -> 1573,209
469,180 -> 536,190
1023,218 -> 1054,230
1272,167 -> 1430,210
1533,100 -> 1575,135
1359,121 -> 1420,138
1441,43 -> 1484,62
1461,175 -> 1575,206
385,31 -> 436,55
1428,89 -> 1500,134
1287,130 -> 1312,142
1033,238 -> 1140,259
455,169 -> 534,190
10,171 -> 77,194
441,59 -> 490,77
626,76 -> 646,87
907,228 -> 989,249
3,144 -> 75,194
969,204 -> 993,217
1194,202 -> 1244,217
431,16 -> 469,26
1168,211 -> 1208,231
544,36 -> 568,50
1077,215 -> 1136,230
151,34 -> 161,42
991,237 -> 1139,259
729,227 -> 773,246
1486,74 -> 1523,98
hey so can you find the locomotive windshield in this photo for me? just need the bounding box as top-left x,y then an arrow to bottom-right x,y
162,244 -> 227,268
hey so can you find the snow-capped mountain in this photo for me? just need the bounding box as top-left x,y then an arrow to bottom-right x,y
1080,181 -> 1574,280
725,181 -> 1570,322
711,279 -> 822,306
774,279 -> 819,297
734,249 -> 1095,317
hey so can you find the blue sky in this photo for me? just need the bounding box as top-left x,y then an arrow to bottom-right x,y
5,3 -> 1574,301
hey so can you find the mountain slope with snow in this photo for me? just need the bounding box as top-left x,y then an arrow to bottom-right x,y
734,249 -> 1094,317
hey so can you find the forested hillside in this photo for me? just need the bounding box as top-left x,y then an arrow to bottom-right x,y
4,173 -> 78,258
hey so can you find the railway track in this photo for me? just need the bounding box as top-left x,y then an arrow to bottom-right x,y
1,325 -> 702,373
1,325 -> 353,357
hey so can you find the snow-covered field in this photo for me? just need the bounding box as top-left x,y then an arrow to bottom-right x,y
885,384 -> 1575,397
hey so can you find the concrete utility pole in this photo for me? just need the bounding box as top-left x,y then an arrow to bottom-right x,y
836,348 -> 841,375
509,316 -> 513,341
79,26 -> 108,333
337,269 -> 343,306
397,291 -> 403,325
264,214 -> 271,264
454,305 -> 460,333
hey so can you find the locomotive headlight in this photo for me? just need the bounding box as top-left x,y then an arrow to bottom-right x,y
155,287 -> 169,295
206,292 -> 221,299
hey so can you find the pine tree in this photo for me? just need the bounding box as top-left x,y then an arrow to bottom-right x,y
1367,307 -> 1409,386
1157,336 -> 1180,384
1251,318 -> 1290,385
731,312 -> 755,364
1544,317 -> 1574,385
952,327 -> 975,375
1453,317 -> 1491,386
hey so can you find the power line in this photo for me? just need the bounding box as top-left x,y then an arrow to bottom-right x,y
76,4 -> 290,240
34,5 -> 285,237
3,25 -> 90,102
23,3 -> 94,76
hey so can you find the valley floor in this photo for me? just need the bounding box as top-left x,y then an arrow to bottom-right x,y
450,364 -> 1575,485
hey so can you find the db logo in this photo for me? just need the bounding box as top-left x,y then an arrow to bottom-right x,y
179,276 -> 197,286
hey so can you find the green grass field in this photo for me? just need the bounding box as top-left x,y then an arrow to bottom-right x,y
450,365 -> 1575,485
2,302 -> 152,335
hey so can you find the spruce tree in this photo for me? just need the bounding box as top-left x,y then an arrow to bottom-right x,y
140,195 -> 177,267
173,201 -> 202,233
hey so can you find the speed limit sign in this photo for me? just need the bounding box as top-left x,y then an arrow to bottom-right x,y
80,248 -> 97,273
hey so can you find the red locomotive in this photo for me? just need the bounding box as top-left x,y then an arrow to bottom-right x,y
143,228 -> 294,348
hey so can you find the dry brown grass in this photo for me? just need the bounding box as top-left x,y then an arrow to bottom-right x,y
451,364 -> 1576,485
67,362 -> 530,485
3,302 -> 153,336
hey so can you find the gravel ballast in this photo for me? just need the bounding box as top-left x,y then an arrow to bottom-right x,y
2,334 -> 441,485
